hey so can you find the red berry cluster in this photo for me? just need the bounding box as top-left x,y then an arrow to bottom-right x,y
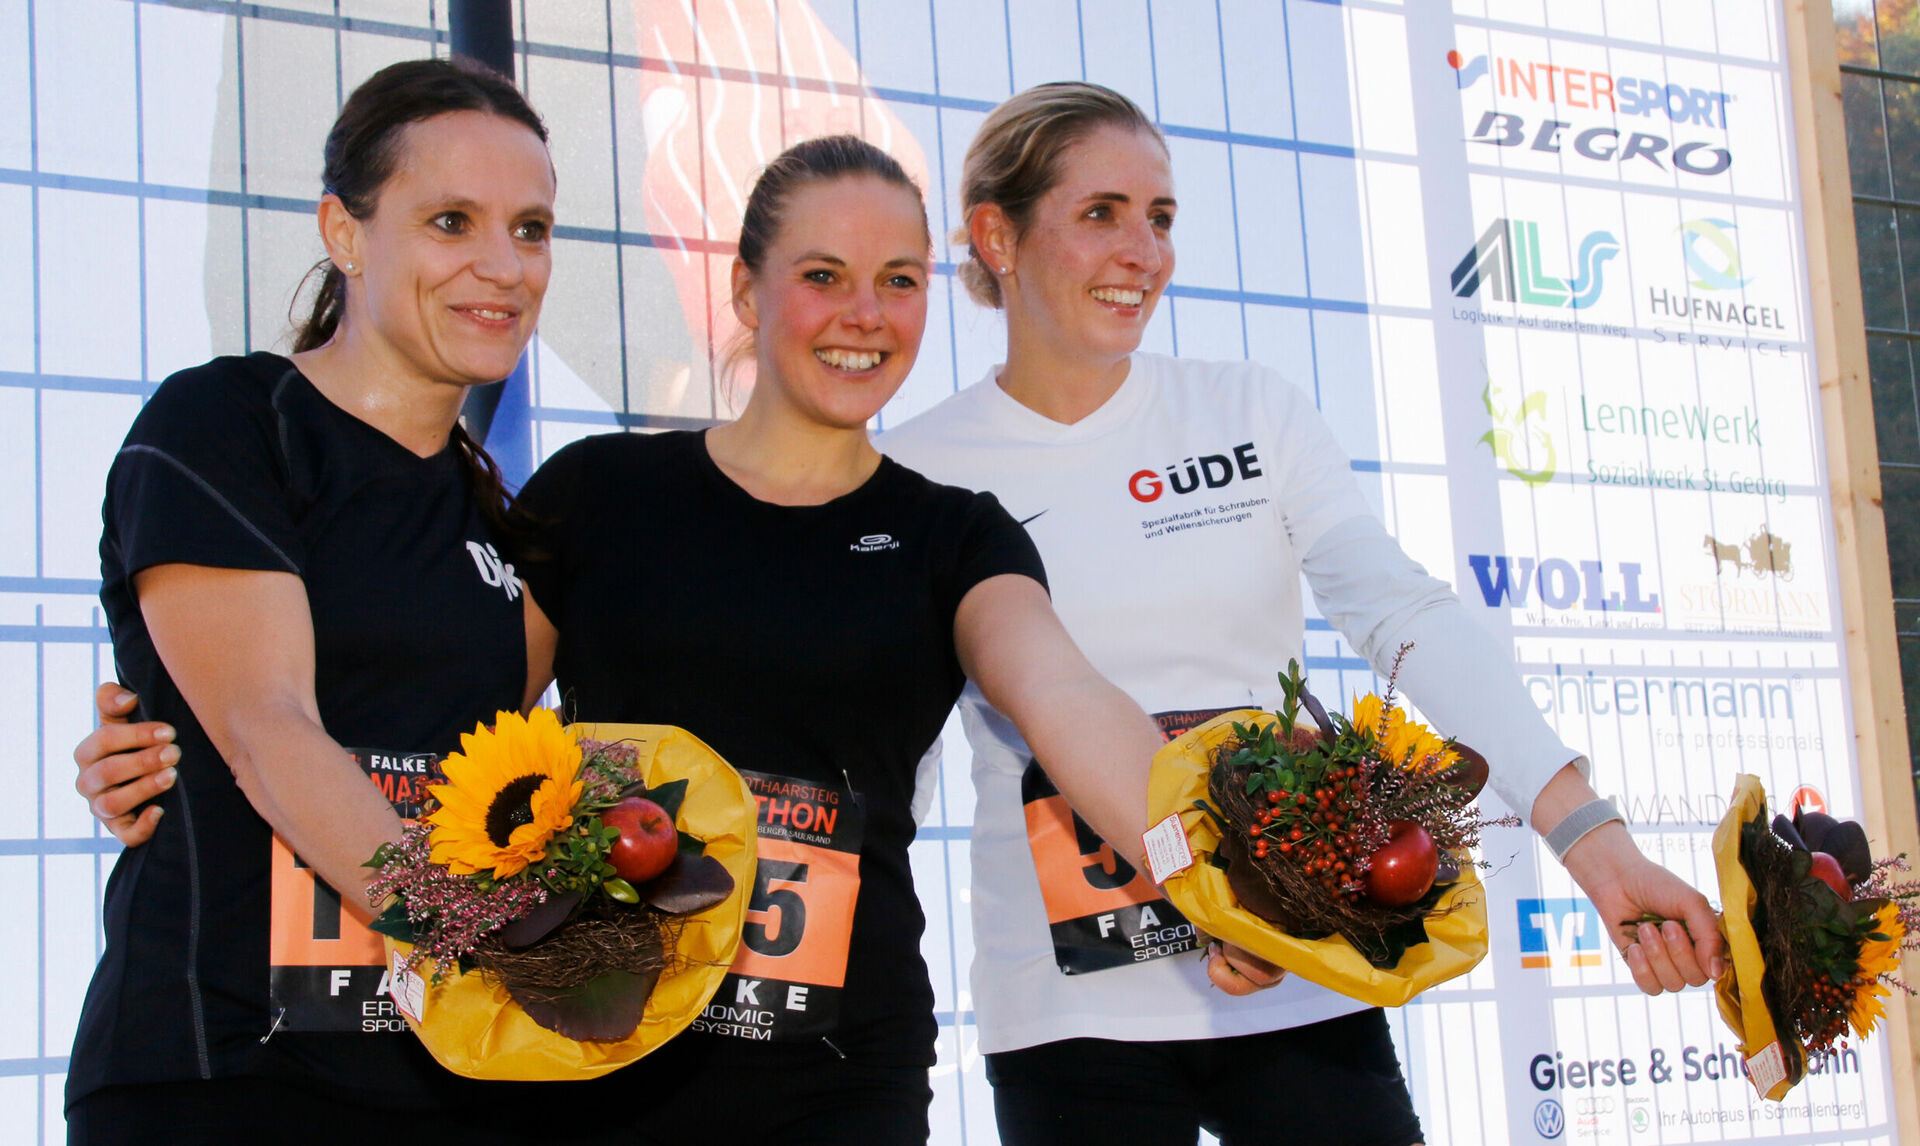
1802,977 -> 1860,1051
1250,765 -> 1373,901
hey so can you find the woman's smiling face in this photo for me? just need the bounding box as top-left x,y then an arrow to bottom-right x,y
1005,124 -> 1175,370
733,174 -> 931,430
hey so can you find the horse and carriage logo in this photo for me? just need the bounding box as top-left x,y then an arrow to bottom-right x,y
1704,527 -> 1793,579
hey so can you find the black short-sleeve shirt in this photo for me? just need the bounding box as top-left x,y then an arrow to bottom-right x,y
515,430 -> 1045,1068
69,353 -> 527,1109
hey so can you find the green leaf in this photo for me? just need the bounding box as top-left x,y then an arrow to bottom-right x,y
623,778 -> 689,822
1245,772 -> 1264,795
367,900 -> 416,944
676,828 -> 706,859
602,876 -> 639,903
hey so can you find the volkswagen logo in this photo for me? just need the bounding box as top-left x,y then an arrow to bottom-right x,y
1534,1098 -> 1566,1139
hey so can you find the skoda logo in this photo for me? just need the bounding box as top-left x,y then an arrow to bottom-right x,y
1534,1098 -> 1566,1139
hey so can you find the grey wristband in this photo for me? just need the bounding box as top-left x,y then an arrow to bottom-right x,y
1544,798 -> 1625,862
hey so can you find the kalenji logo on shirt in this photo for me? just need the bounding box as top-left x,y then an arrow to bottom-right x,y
1127,443 -> 1262,503
849,533 -> 900,552
465,540 -> 520,601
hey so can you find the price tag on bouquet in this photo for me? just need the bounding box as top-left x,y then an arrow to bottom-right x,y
697,768 -> 864,1042
268,748 -> 437,1033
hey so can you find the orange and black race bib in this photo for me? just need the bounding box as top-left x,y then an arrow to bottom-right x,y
268,748 -> 437,1034
693,768 -> 864,1042
1024,707 -> 1234,974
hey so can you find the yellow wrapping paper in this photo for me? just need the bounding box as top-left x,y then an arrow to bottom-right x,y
386,722 -> 757,1081
1710,773 -> 1800,1100
1147,710 -> 1488,1007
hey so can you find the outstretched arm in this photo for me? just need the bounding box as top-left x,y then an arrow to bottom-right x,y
953,572 -> 1284,995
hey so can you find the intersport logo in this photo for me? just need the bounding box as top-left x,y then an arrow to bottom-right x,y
1452,218 -> 1618,309
1128,442 -> 1263,503
1447,49 -> 1734,176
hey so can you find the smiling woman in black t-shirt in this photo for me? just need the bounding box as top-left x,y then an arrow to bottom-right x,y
505,138 -> 1175,1145
66,60 -> 565,1144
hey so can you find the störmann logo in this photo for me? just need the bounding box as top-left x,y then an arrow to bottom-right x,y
1127,443 -> 1262,503
1453,218 -> 1619,309
1448,49 -> 1734,176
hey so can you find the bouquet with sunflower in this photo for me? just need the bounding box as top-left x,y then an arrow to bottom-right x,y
1143,649 -> 1512,1005
1711,773 -> 1916,1099
365,710 -> 756,1079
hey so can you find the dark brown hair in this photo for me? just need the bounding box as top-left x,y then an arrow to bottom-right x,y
720,135 -> 929,392
291,57 -> 549,542
957,82 -> 1163,308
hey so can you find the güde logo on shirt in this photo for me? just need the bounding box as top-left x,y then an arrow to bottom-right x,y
1127,442 -> 1262,503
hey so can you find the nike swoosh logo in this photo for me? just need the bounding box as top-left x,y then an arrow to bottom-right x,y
1018,510 -> 1048,527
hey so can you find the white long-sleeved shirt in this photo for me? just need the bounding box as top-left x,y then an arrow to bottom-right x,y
880,352 -> 1580,1051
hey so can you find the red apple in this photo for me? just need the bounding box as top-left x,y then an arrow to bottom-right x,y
603,797 -> 678,884
1807,851 -> 1851,901
1365,820 -> 1439,907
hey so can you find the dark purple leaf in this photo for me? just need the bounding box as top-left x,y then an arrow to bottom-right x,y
511,967 -> 659,1041
1823,821 -> 1873,884
1433,851 -> 1462,886
1794,809 -> 1839,852
1771,814 -> 1807,851
498,889 -> 583,950
1438,747 -> 1489,799
641,854 -> 734,914
1298,687 -> 1336,739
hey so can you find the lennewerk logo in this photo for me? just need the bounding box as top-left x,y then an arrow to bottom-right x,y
1453,218 -> 1618,309
1479,375 -> 1557,485
1518,897 -> 1605,968
1446,49 -> 1733,176
465,540 -> 520,602
850,533 -> 900,552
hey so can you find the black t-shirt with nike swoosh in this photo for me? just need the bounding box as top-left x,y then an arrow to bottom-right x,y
514,429 -> 1046,1069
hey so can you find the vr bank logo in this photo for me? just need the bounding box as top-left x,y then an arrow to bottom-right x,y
1518,898 -> 1604,968
1452,219 -> 1619,309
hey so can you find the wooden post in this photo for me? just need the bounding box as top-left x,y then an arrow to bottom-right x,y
1784,0 -> 1920,1132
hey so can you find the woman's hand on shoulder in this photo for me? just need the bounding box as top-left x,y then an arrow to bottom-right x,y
74,682 -> 177,847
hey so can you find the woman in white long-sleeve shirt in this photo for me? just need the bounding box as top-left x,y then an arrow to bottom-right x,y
877,81 -> 1725,1146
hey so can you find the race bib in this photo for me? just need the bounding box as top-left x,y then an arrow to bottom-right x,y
1022,707 -> 1234,974
268,748 -> 437,1034
694,769 -> 864,1042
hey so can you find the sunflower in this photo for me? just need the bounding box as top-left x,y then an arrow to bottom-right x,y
1848,903 -> 1907,1037
1353,693 -> 1458,772
426,708 -> 584,880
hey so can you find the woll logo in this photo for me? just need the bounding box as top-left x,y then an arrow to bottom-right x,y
465,540 -> 519,602
1518,898 -> 1605,968
1478,376 -> 1557,485
1470,556 -> 1660,614
1452,219 -> 1619,309
1127,442 -> 1262,503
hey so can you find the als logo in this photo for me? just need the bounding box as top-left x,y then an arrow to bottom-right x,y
1533,1098 -> 1566,1139
1679,218 -> 1752,290
1478,376 -> 1557,485
1452,219 -> 1619,309
1518,898 -> 1604,969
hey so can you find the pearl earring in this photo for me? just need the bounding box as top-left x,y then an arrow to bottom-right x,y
344,261 -> 355,272
998,265 -> 1009,275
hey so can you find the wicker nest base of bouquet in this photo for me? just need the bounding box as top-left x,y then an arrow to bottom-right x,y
1209,760 -> 1449,967
1740,813 -> 1819,1076
471,897 -> 684,997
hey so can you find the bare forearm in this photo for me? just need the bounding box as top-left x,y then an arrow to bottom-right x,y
1002,673 -> 1162,869
226,705 -> 405,922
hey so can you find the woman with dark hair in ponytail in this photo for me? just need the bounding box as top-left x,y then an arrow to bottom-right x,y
65,57 -> 560,1143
